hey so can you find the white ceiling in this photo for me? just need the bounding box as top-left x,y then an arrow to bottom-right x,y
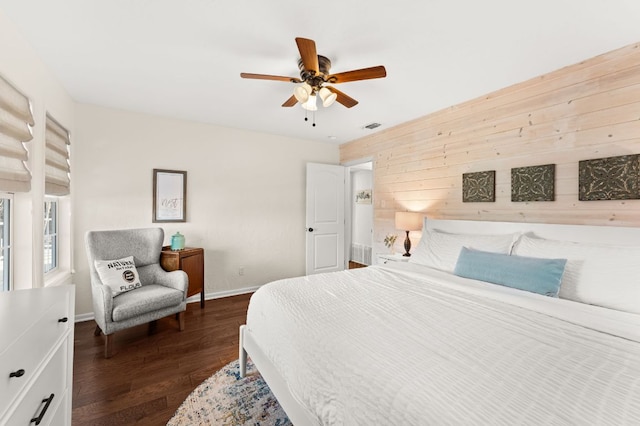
2,0 -> 640,145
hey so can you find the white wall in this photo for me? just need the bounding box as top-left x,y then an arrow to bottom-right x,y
1,7 -> 339,316
73,104 -> 339,315
0,9 -> 75,290
351,170 -> 373,247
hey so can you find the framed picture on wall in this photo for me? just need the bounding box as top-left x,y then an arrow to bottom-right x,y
355,189 -> 372,204
153,169 -> 187,222
462,170 -> 495,202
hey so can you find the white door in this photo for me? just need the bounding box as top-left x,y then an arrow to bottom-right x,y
306,163 -> 345,275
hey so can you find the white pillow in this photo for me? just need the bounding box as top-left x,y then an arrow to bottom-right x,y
409,229 -> 519,272
94,256 -> 142,297
512,234 -> 640,314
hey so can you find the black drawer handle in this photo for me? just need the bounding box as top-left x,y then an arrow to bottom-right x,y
9,368 -> 25,378
58,317 -> 68,323
30,393 -> 54,425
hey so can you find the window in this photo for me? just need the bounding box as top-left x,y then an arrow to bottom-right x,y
0,74 -> 34,192
0,74 -> 33,291
45,115 -> 70,196
44,114 -> 69,278
0,196 -> 11,291
44,199 -> 58,274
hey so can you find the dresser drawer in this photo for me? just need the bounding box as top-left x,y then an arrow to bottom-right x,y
0,288 -> 71,417
46,392 -> 69,426
6,342 -> 67,426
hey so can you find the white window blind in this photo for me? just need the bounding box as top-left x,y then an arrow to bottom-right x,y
0,74 -> 34,193
45,114 -> 70,196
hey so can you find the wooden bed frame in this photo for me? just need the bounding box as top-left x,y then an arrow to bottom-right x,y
239,218 -> 640,425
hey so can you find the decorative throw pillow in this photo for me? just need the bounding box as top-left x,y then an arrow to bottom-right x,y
94,256 -> 142,297
453,247 -> 567,297
409,228 -> 519,272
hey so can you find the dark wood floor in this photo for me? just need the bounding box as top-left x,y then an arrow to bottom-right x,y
348,261 -> 367,269
72,293 -> 253,426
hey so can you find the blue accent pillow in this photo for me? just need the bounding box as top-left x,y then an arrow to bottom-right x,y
453,247 -> 567,297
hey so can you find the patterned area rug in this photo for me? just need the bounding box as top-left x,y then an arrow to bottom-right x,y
167,359 -> 291,426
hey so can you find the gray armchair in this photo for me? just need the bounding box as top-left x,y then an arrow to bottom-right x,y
85,227 -> 188,358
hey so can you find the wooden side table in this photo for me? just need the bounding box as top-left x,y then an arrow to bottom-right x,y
160,246 -> 205,308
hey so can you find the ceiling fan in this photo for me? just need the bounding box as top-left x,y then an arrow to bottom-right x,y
240,37 -> 387,114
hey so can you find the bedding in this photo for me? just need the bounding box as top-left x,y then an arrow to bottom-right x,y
408,228 -> 518,271
245,263 -> 640,425
513,234 -> 640,314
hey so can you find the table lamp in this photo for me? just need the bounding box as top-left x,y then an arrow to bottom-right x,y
395,211 -> 423,256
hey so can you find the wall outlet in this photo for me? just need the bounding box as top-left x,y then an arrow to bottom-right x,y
238,267 -> 244,276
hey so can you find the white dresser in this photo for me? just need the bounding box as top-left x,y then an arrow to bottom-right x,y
0,285 -> 75,425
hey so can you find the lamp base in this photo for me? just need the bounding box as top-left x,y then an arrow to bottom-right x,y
403,230 -> 411,257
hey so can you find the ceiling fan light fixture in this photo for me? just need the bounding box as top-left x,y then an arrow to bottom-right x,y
240,37 -> 387,117
293,83 -> 312,103
302,94 -> 318,111
319,87 -> 337,107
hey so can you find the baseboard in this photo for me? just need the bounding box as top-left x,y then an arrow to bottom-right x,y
75,312 -> 96,323
74,285 -> 262,323
191,285 -> 261,303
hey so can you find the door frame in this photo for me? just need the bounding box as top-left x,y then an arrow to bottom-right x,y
342,157 -> 374,268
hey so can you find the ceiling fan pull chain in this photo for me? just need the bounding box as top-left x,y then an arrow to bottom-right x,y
312,111 -> 316,127
304,109 -> 308,122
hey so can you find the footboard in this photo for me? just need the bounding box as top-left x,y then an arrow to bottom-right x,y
239,325 -> 318,425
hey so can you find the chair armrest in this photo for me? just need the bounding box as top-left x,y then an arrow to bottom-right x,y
91,282 -> 114,331
156,269 -> 189,298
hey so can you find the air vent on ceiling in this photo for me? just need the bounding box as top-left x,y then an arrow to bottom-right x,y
363,122 -> 381,130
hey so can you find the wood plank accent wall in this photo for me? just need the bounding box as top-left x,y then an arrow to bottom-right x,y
340,42 -> 640,247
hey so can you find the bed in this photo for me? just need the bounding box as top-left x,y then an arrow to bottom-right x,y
239,218 -> 640,425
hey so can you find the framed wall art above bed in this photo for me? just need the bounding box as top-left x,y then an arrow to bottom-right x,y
511,164 -> 555,202
462,170 -> 495,202
579,154 -> 640,201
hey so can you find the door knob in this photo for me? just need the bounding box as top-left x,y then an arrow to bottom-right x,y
308,228 -> 314,232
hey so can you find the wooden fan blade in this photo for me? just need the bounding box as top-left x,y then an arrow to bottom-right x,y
282,95 -> 298,107
327,87 -> 358,108
327,66 -> 387,84
295,37 -> 319,74
240,73 -> 301,83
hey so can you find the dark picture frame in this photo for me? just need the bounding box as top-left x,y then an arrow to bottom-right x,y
579,154 -> 640,201
511,164 -> 555,202
462,170 -> 496,202
153,169 -> 187,223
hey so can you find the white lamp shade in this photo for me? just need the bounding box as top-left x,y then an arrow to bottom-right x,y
319,87 -> 337,107
302,94 -> 318,111
395,211 -> 423,231
293,83 -> 311,103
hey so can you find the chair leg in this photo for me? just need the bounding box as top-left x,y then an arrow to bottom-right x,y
148,320 -> 157,335
94,324 -> 102,336
104,334 -> 114,359
178,311 -> 185,331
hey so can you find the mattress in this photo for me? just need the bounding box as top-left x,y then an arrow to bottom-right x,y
245,263 -> 640,425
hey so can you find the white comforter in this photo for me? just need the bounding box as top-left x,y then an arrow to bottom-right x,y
246,263 -> 640,425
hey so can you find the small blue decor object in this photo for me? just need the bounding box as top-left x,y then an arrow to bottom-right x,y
171,232 -> 185,251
